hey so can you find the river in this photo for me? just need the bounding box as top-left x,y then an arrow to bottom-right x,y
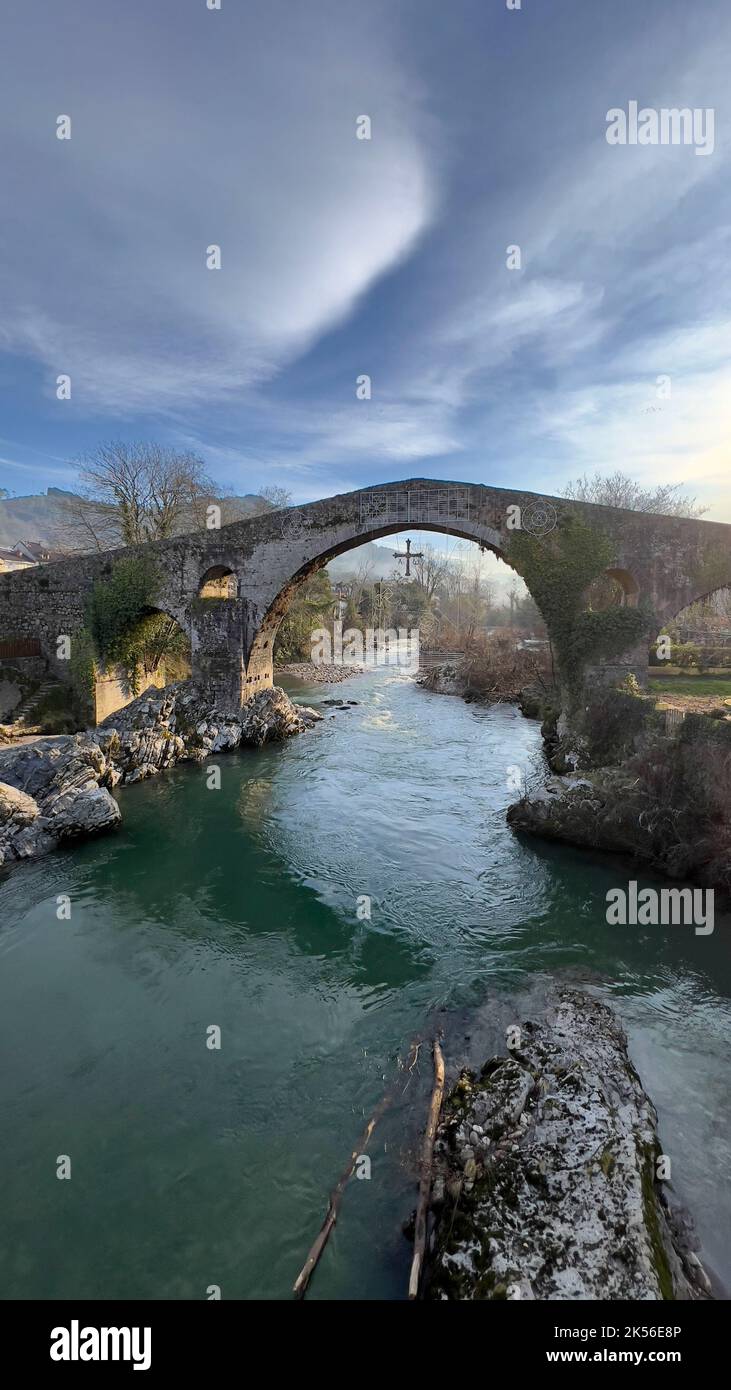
1,665 -> 730,1300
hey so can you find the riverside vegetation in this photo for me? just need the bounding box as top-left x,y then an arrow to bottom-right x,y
423,647 -> 731,899
508,683 -> 731,899
421,511 -> 731,899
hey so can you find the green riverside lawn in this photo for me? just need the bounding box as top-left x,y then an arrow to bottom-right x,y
649,671 -> 731,700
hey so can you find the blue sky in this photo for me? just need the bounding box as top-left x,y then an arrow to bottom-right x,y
1,0 -> 730,517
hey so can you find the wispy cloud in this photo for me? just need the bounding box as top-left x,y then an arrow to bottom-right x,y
0,1 -> 435,413
1,0 -> 730,519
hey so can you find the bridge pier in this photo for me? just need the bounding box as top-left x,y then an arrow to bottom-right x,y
190,598 -> 248,714
582,638 -> 651,692
244,645 -> 274,698
189,596 -> 278,712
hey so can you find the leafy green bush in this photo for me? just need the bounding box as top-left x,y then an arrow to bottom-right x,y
672,643 -> 701,669
87,556 -> 161,667
274,570 -> 335,663
566,605 -> 650,673
577,686 -> 657,767
508,516 -> 655,705
651,640 -> 731,671
69,627 -> 97,722
112,611 -> 190,693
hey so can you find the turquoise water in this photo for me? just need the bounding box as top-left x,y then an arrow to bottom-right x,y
1,666 -> 729,1299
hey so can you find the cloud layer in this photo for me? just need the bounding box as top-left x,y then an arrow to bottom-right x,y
1,0 -> 730,517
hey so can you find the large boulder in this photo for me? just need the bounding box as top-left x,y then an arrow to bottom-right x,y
43,784 -> 121,842
0,736 -> 121,866
426,988 -> 712,1301
239,685 -> 322,745
507,769 -> 648,858
0,780 -> 39,828
418,662 -> 468,697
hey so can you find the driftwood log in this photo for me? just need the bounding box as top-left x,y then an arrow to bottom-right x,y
408,1037 -> 446,1299
292,1040 -> 420,1298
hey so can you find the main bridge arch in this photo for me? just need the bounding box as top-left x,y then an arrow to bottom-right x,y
185,487 -> 510,705
244,515 -> 512,692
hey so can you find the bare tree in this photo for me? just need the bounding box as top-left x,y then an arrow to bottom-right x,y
55,442 -> 220,551
347,556 -> 375,612
562,469 -> 706,518
248,484 -> 293,515
241,484 -> 293,520
54,490 -> 121,553
411,543 -> 451,601
263,484 -> 293,509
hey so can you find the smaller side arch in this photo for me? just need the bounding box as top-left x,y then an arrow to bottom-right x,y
605,567 -> 639,607
199,565 -> 238,599
651,583 -> 731,673
585,567 -> 640,611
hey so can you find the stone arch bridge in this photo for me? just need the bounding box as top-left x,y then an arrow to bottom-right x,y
2,479 -> 731,715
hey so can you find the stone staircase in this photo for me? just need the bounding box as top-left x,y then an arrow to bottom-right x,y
2,679 -> 60,732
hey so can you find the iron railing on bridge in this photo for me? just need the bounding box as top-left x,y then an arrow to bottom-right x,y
358,488 -> 473,527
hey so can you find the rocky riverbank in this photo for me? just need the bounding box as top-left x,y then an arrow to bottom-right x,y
509,697 -> 731,897
418,656 -> 731,895
418,642 -> 550,707
508,770 -> 665,873
0,683 -> 322,870
418,661 -> 468,697
425,987 -> 712,1301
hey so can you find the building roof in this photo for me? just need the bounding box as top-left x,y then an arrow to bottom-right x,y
10,540 -> 66,563
0,547 -> 33,565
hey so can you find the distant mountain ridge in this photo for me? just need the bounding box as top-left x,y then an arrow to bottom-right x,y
0,488 -> 75,548
0,487 -> 267,549
326,540 -> 405,581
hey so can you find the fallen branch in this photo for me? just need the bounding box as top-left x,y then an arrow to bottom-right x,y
292,1040 -> 419,1299
400,1040 -> 422,1094
408,1037 -> 445,1300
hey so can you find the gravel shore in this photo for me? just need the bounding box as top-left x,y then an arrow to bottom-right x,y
276,662 -> 364,684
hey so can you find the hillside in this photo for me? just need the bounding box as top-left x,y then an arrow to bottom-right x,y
0,487 -> 267,549
327,540 -> 404,581
0,488 -> 77,547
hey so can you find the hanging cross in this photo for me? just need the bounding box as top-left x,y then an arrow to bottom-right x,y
393,537 -> 423,577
